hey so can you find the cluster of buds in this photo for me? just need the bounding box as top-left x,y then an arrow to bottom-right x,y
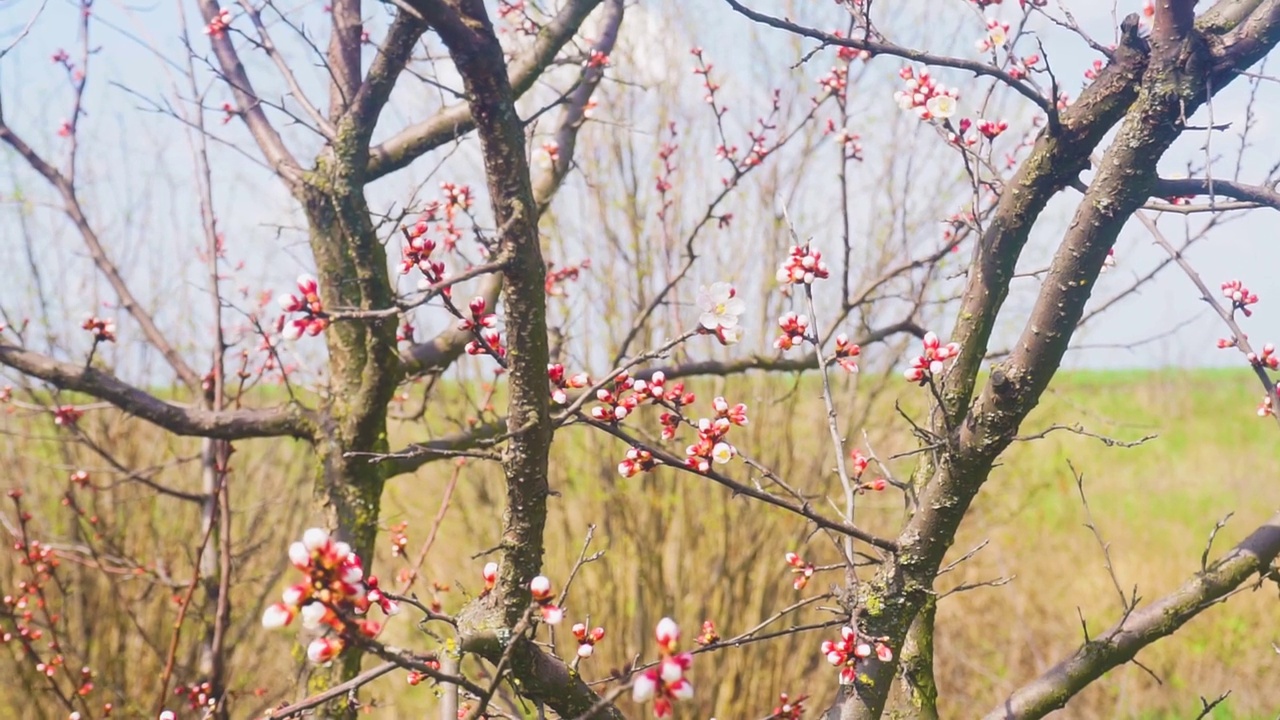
52,406 -> 83,427
769,693 -> 807,720
831,31 -> 872,63
1084,58 -> 1105,81
834,333 -> 861,373
1006,51 -> 1041,80
174,681 -> 215,712
440,182 -> 473,213
389,522 -> 409,558
546,259 -> 590,297
818,64 -> 849,97
261,528 -> 398,664
632,618 -> 694,718
975,118 -> 1009,139
572,623 -> 606,658
1247,343 -> 1280,370
690,48 -> 721,107
399,223 -> 445,284
618,447 -> 658,478
784,552 -> 815,590
683,397 -> 748,472
976,19 -> 1010,52
204,7 -> 232,38
460,297 -> 505,359
277,275 -> 329,340
81,316 -> 116,343
903,332 -> 961,385
825,121 -> 864,160
850,449 -> 886,492
541,140 -> 561,166
592,371 -> 688,423
404,660 -> 442,687
822,625 -> 894,685
776,245 -> 830,286
547,363 -> 591,405
587,50 -> 611,69
529,575 -> 564,625
694,620 -> 720,646
1222,280 -> 1259,317
1260,394 -> 1275,417
894,67 -> 959,120
774,313 -> 811,351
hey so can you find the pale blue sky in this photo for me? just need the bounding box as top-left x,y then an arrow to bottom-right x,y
2,0 -> 1279,382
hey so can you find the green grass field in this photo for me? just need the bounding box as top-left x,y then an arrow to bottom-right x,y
0,368 -> 1276,719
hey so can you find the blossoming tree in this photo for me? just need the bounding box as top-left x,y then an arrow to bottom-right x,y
2,0 -> 1280,718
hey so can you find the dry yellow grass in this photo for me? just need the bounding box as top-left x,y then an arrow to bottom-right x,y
0,368 -> 1276,719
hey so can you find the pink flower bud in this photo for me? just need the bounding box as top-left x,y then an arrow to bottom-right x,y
669,678 -> 694,700
302,528 -> 329,552
288,542 -> 310,569
529,575 -> 553,600
632,672 -> 657,702
655,617 -> 680,649
261,603 -> 295,629
306,637 -> 343,664
296,274 -> 318,295
277,293 -> 302,312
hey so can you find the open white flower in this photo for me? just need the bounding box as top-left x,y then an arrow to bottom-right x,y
926,94 -> 957,119
697,282 -> 745,331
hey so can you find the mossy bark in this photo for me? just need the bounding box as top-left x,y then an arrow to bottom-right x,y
295,126 -> 401,717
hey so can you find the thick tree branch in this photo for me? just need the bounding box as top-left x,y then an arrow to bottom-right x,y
985,513 -> 1280,720
195,0 -> 302,183
1152,0 -> 1198,43
1155,176 -> 1280,209
328,0 -> 363,118
235,0 -> 335,138
0,343 -> 312,439
397,0 -> 620,378
532,0 -> 622,215
403,2 -> 623,718
349,10 -> 428,141
836,5 -> 1280,718
365,0 -> 604,179
941,16 -> 1151,426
